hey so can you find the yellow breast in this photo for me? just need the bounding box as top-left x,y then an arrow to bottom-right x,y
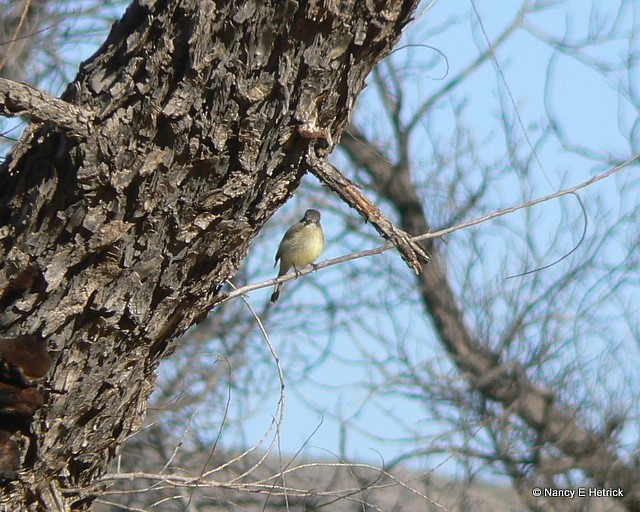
279,223 -> 324,270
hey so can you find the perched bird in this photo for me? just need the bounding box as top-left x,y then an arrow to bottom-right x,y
271,209 -> 324,303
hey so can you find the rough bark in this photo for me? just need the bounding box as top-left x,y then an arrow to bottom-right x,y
341,126 -> 640,511
0,0 -> 420,509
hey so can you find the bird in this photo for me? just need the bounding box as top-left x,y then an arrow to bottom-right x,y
270,209 -> 324,303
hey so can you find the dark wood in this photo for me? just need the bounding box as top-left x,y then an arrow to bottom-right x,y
0,0 -> 420,509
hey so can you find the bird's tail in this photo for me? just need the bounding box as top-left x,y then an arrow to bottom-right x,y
271,261 -> 286,303
270,284 -> 281,303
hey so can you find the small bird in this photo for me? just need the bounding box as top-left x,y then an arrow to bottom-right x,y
271,209 -> 324,303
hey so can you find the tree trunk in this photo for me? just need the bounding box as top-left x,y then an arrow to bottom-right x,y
0,0 -> 419,509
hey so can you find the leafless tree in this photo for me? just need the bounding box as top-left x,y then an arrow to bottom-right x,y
333,1 -> 640,510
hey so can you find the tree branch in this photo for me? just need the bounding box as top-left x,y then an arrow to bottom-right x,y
0,77 -> 93,138
307,155 -> 429,274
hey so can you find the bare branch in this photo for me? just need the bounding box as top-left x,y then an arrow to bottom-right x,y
307,155 -> 430,274
0,77 -> 93,137
219,153 -> 639,304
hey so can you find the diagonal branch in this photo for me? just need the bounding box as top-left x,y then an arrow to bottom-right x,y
307,154 -> 429,275
0,77 -> 93,138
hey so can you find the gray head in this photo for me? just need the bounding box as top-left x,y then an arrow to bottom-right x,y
302,209 -> 321,224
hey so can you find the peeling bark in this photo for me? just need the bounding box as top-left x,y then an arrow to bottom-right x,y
0,1 -> 420,509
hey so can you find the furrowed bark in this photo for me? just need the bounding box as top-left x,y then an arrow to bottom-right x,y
0,1 -> 420,509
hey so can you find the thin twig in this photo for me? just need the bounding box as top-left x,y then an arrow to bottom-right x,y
216,154 -> 638,304
0,0 -> 32,75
